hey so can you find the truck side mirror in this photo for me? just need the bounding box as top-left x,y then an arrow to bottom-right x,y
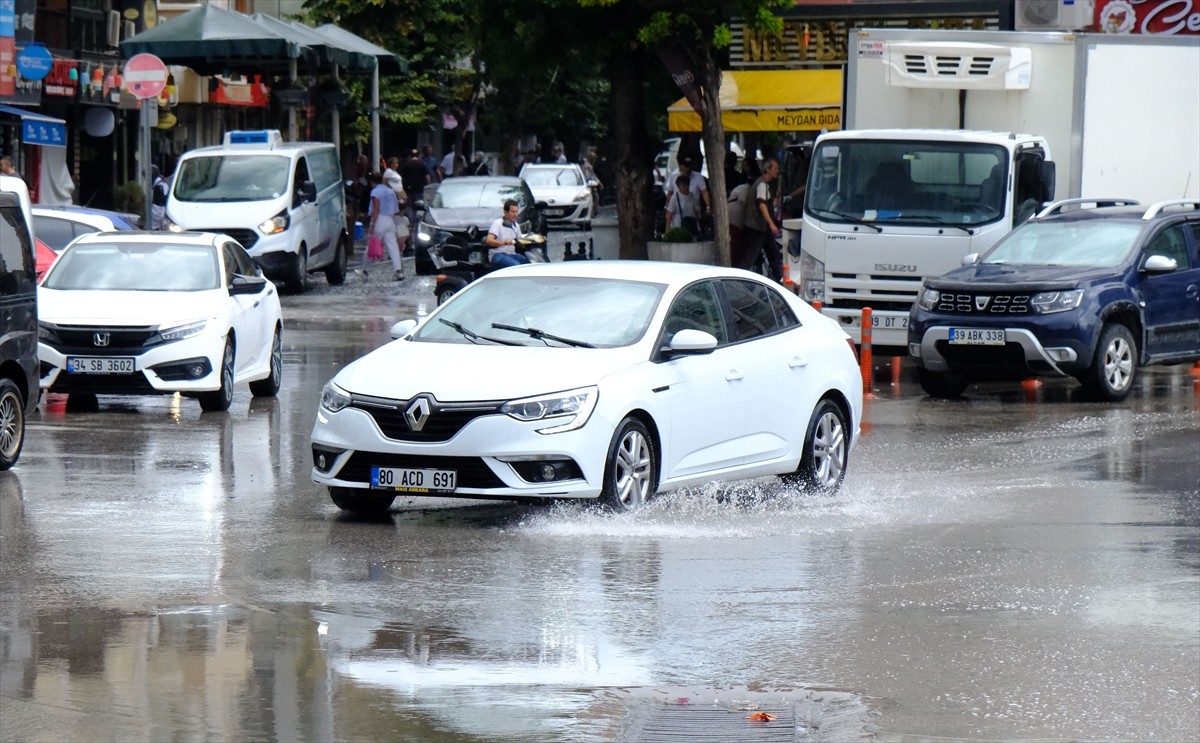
1037,161 -> 1056,203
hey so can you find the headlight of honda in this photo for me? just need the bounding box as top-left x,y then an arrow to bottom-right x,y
1031,289 -> 1084,314
259,211 -> 289,235
917,286 -> 940,310
501,386 -> 598,434
158,320 -> 208,342
320,381 -> 352,413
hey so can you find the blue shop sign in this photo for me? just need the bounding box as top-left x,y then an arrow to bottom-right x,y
17,43 -> 53,81
23,118 -> 66,146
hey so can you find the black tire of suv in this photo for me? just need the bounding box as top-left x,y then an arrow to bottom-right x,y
0,379 -> 26,470
917,366 -> 969,398
329,487 -> 395,514
1079,323 -> 1138,402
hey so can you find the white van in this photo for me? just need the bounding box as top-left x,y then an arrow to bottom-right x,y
166,130 -> 348,291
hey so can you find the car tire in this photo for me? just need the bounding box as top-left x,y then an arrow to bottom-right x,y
199,339 -> 235,412
249,327 -> 282,398
783,398 -> 849,493
0,379 -> 26,471
286,247 -> 308,293
1079,323 -> 1137,402
917,366 -> 969,398
329,486 -> 395,514
599,417 -> 657,512
436,286 -> 458,306
324,234 -> 348,286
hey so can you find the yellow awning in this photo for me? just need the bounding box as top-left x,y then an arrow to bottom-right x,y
667,69 -> 842,133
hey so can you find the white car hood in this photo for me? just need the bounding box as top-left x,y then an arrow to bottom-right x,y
338,339 -> 636,400
38,288 -> 223,326
529,185 -> 585,205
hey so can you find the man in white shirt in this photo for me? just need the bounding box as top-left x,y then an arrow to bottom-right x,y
485,199 -> 531,269
664,157 -> 711,219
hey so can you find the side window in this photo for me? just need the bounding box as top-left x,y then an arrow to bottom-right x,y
293,157 -> 311,207
221,243 -> 240,285
768,287 -> 799,330
722,279 -> 780,341
1190,223 -> 1200,267
0,203 -> 34,295
1144,225 -> 1189,269
663,281 -> 728,344
32,216 -> 77,251
230,242 -> 261,276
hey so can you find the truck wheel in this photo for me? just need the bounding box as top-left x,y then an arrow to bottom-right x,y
782,398 -> 848,493
324,235 -> 348,286
917,367 -> 969,398
599,417 -> 657,512
286,248 -> 308,293
0,379 -> 26,471
329,487 -> 395,515
1079,323 -> 1137,402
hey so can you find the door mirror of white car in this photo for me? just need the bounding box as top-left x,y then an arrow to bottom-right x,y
668,328 -> 718,355
585,178 -> 599,189
298,181 -> 318,203
390,318 -> 418,339
228,274 -> 267,295
1142,254 -> 1178,273
961,252 -> 979,266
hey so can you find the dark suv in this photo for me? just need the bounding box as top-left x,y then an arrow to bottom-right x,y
0,175 -> 39,469
908,198 -> 1200,401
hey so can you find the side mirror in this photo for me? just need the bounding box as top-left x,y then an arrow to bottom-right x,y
299,181 -> 317,203
666,328 -> 718,355
390,318 -> 418,340
961,252 -> 979,266
413,198 -> 425,210
585,178 -> 599,189
229,274 -> 267,295
1142,254 -> 1178,273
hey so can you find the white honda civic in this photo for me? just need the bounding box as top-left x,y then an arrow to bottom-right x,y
311,261 -> 862,513
37,232 -> 283,412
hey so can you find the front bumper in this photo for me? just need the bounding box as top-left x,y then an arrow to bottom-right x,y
39,333 -> 225,395
311,399 -> 615,500
541,201 -> 591,227
910,322 -> 1090,378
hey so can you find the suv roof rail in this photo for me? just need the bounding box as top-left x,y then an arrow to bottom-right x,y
1142,199 -> 1200,220
1036,198 -> 1140,219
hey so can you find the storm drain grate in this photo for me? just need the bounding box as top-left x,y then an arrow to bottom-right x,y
625,705 -> 795,742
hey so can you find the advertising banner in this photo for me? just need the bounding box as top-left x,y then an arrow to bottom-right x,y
1095,0 -> 1200,34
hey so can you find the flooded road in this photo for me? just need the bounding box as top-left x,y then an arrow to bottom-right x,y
4,279 -> 1198,742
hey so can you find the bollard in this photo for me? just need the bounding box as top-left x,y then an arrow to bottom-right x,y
860,307 -> 874,395
1191,360 -> 1200,377
781,261 -> 794,289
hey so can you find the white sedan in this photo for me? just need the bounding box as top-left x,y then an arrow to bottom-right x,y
38,232 -> 283,412
311,261 -> 862,513
519,163 -> 595,229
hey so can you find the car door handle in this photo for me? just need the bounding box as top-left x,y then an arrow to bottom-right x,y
725,370 -> 744,382
789,356 -> 809,368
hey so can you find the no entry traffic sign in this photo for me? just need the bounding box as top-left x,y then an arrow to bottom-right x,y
124,53 -> 168,100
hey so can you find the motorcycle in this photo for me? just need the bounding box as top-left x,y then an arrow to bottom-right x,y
429,227 -> 549,306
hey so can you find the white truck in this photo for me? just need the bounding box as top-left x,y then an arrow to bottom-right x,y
785,28 -> 1200,348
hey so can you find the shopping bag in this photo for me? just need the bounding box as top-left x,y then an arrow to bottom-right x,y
367,235 -> 384,260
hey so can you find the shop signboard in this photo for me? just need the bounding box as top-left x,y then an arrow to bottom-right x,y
1095,0 -> 1200,34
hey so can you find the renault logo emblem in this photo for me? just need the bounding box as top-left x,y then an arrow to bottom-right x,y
93,332 -> 111,347
974,296 -> 990,311
405,396 -> 432,432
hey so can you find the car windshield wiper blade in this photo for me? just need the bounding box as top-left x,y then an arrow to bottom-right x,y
809,207 -> 883,233
439,318 -> 522,346
491,322 -> 594,348
890,215 -> 974,235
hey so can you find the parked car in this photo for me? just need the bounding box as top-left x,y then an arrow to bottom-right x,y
0,175 -> 39,470
311,261 -> 863,514
518,163 -> 595,229
909,198 -> 1200,401
31,205 -> 139,252
37,231 -> 283,411
413,176 -> 547,276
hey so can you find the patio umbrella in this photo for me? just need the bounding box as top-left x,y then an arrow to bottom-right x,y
119,4 -> 303,75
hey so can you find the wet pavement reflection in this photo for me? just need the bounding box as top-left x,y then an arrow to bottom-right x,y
3,283 -> 1198,741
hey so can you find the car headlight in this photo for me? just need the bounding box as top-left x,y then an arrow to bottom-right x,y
917,286 -> 940,310
158,320 -> 207,342
501,386 -> 597,434
417,222 -> 438,243
259,211 -> 289,235
1031,289 -> 1084,314
574,189 -> 591,202
320,381 -> 352,413
798,251 -> 825,303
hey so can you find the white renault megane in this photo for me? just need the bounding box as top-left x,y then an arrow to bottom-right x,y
311,261 -> 862,513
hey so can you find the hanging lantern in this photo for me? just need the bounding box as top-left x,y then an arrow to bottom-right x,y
91,66 -> 103,94
166,73 -> 177,106
68,66 -> 79,81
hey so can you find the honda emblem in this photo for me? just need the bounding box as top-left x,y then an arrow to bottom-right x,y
93,332 -> 111,347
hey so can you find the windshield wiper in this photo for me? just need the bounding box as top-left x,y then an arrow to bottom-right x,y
491,322 -> 594,348
891,216 -> 975,235
809,207 -> 883,233
439,318 -> 522,346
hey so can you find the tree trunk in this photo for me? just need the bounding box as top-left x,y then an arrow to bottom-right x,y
696,44 -> 730,266
609,44 -> 654,259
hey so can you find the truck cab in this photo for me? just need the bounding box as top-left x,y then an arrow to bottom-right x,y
784,129 -> 1055,349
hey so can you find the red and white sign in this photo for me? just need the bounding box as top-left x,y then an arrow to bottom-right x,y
1096,0 -> 1200,35
123,53 -> 168,99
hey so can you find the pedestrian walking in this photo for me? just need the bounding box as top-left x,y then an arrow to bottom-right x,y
364,172 -> 405,281
736,158 -> 783,282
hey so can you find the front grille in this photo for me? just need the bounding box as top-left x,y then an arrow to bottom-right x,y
217,228 -> 259,249
338,452 -> 506,489
934,293 -> 1031,315
45,325 -> 161,355
350,394 -> 503,442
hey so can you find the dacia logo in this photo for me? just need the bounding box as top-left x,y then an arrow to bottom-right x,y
874,263 -> 917,272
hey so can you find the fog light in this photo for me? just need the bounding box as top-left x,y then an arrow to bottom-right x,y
312,445 -> 345,473
1047,347 -> 1077,363
318,453 -> 328,469
909,342 -> 922,358
539,464 -> 556,481
189,363 -> 207,378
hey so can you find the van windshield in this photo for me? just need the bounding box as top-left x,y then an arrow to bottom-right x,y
173,154 -> 291,202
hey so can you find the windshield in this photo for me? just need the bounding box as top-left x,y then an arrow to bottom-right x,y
982,221 -> 1142,267
414,275 -> 665,348
432,180 -> 527,210
806,140 -> 1008,227
173,154 -> 291,202
523,167 -> 583,187
43,242 -> 220,291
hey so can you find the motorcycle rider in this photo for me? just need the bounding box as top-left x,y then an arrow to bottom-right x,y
485,199 -> 531,269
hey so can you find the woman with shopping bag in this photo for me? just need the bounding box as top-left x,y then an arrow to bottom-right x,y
362,172 -> 405,281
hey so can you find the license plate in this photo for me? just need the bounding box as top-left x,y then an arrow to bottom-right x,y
949,328 -> 1005,345
67,356 -> 135,374
371,466 -> 457,493
871,315 -> 908,330
544,208 -> 566,217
